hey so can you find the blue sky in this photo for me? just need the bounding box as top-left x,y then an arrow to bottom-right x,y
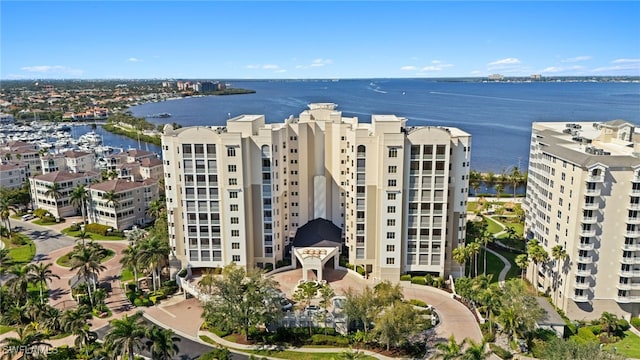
2,1 -> 639,79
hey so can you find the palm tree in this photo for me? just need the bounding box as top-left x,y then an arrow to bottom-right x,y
494,183 -> 504,198
104,311 -> 147,360
467,241 -> 481,277
551,245 -> 568,299
70,184 -> 89,225
515,254 -> 529,280
75,230 -> 92,248
120,244 -> 141,287
146,199 -> 164,221
145,325 -> 180,360
44,183 -> 63,202
102,190 -> 120,208
0,326 -> 51,360
69,245 -> 107,307
0,196 -> 13,238
484,171 -> 496,188
599,311 -> 621,338
509,166 -> 521,198
0,248 -> 11,314
527,239 -> 549,293
453,245 -> 469,277
138,236 -> 170,292
433,335 -> 466,360
478,284 -> 502,334
319,284 -> 336,332
61,305 -> 93,334
6,264 -> 36,303
480,229 -> 493,275
29,262 -> 60,304
74,324 -> 98,358
460,339 -> 491,360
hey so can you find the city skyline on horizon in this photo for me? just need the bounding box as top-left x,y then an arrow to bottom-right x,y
2,1 -> 639,80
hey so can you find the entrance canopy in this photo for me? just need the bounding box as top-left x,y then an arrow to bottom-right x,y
292,218 -> 342,282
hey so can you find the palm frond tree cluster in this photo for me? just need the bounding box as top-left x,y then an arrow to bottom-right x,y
68,241 -> 108,309
469,168 -> 528,197
104,311 -> 180,360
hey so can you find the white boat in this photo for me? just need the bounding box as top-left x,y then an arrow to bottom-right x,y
78,131 -> 102,145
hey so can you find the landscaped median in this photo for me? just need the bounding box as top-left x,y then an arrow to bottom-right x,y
61,223 -> 125,241
1,233 -> 36,264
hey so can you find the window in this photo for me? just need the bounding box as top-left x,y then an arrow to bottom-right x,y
230,204 -> 239,211
388,166 -> 397,173
387,219 -> 396,226
386,245 -> 395,252
227,147 -> 236,157
387,206 -> 396,213
388,148 -> 398,158
231,217 -> 239,224
387,193 -> 396,200
388,179 -> 396,187
386,232 -> 395,239
231,230 -> 240,237
230,191 -> 238,198
232,242 -> 240,249
228,165 -> 237,172
232,255 -> 241,262
229,178 -> 237,185
386,257 -> 395,265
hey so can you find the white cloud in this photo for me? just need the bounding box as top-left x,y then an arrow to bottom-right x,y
561,56 -> 592,63
611,58 -> 640,64
470,70 -> 482,75
420,60 -> 453,72
262,64 -> 279,70
20,65 -> 84,76
542,66 -> 562,73
127,57 -> 143,63
246,64 -> 260,69
400,65 -> 417,71
275,69 -> 287,73
488,58 -> 521,66
245,64 -> 285,72
310,58 -> 333,67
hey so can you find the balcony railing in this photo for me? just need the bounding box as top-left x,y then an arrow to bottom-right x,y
578,242 -> 595,251
579,229 -> 596,237
627,217 -> 640,224
621,257 -> 640,265
574,282 -> 591,290
628,203 -> 640,210
621,243 -> 640,251
617,283 -> 640,291
573,294 -> 589,302
616,295 -> 640,303
587,174 -> 604,182
619,269 -> 640,277
625,230 -> 640,237
581,216 -> 597,224
583,202 -> 599,210
575,268 -> 592,276
577,256 -> 593,264
585,188 -> 601,196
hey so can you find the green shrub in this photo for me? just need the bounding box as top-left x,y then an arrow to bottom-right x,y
408,299 -> 428,307
400,274 -> 411,281
10,235 -> 27,245
41,216 -> 56,223
356,266 -> 365,276
69,223 -> 80,231
631,317 -> 640,330
85,223 -> 111,236
311,334 -> 350,346
264,263 -> 274,272
585,324 -> 603,335
33,208 -> 48,219
617,318 -> 630,331
480,323 -> 496,343
489,343 -> 512,359
424,274 -> 433,286
411,276 -> 426,285
574,327 -> 598,343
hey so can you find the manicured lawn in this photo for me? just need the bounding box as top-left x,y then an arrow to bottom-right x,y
476,251 -> 505,283
33,218 -> 63,226
467,201 -> 479,212
0,325 -> 14,335
604,331 -> 640,358
199,335 -> 376,360
121,268 -> 134,282
56,249 -> 115,267
2,235 -> 35,264
61,227 -> 125,241
485,216 -> 505,234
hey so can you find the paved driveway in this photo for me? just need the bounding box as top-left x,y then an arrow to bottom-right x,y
12,218 -> 76,262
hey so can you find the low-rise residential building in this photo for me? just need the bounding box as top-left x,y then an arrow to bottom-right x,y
41,154 -> 66,173
88,178 -> 159,231
30,171 -> 100,219
63,150 -> 96,173
0,162 -> 28,189
1,141 -> 41,176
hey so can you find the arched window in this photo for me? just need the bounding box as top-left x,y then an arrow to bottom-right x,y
357,145 -> 366,157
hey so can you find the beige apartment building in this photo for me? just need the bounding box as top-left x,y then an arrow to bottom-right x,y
524,120 -> 640,320
88,178 -> 159,231
162,103 -> 471,282
0,162 -> 28,189
30,171 -> 100,219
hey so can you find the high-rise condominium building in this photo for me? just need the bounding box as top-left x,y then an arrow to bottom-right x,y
524,120 -> 640,320
162,104 -> 471,282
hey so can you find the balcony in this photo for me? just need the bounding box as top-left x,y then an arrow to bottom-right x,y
633,175 -> 640,183
574,282 -> 591,290
621,243 -> 640,251
577,256 -> 593,264
576,268 -> 592,276
619,269 -> 640,277
578,242 -> 595,251
616,295 -> 640,303
583,202 -> 599,210
573,294 -> 589,302
625,230 -> 640,237
621,257 -> 640,265
631,189 -> 640,195
628,203 -> 640,210
617,283 -> 640,291
585,188 -> 601,196
579,229 -> 596,237
587,174 -> 604,183
627,217 -> 640,225
581,216 -> 598,224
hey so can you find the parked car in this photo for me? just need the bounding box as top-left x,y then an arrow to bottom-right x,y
21,214 -> 34,221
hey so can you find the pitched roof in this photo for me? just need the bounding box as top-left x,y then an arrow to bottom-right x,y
139,158 -> 163,167
0,162 -> 27,171
293,218 -> 342,248
63,150 -> 92,158
89,178 -> 149,193
33,171 -> 91,183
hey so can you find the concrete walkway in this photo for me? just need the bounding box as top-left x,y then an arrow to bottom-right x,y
485,247 -> 511,285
